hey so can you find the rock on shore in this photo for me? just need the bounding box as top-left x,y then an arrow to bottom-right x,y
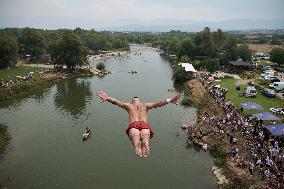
212,166 -> 229,185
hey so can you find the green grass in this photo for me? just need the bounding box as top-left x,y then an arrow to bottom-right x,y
0,66 -> 44,81
216,78 -> 284,117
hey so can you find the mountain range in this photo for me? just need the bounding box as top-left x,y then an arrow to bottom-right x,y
98,19 -> 284,32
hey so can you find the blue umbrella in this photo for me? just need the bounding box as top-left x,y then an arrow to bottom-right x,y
265,124 -> 284,136
241,102 -> 263,110
252,112 -> 281,121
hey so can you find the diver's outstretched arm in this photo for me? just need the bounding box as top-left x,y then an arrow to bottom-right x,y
145,94 -> 181,110
96,91 -> 128,110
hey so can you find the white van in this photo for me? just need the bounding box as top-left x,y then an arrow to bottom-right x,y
245,86 -> 257,97
269,82 -> 284,91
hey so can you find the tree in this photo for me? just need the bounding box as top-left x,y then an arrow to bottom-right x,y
50,31 -> 87,70
167,37 -> 181,55
212,29 -> 227,51
237,44 -> 252,62
271,48 -> 284,66
203,58 -> 220,73
221,36 -> 238,65
179,55 -> 190,63
194,27 -> 216,57
96,62 -> 105,70
0,35 -> 18,69
172,65 -> 188,83
19,28 -> 46,61
179,38 -> 195,59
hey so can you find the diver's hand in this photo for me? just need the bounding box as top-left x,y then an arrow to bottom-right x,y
96,91 -> 109,102
170,94 -> 181,105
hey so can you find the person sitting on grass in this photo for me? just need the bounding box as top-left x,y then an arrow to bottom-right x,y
96,91 -> 181,158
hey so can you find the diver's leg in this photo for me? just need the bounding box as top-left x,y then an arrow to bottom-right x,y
141,129 -> 151,157
129,128 -> 142,158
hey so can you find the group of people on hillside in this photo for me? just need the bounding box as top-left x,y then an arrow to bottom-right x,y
199,75 -> 284,189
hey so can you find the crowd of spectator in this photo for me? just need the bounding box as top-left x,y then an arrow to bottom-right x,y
188,75 -> 284,188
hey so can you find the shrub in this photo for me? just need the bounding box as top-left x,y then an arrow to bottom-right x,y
255,79 -> 270,86
96,62 -> 105,70
239,71 -> 259,79
179,55 -> 190,63
181,97 -> 191,106
202,58 -> 220,73
76,68 -> 92,75
209,143 -> 227,167
223,75 -> 234,79
172,65 -> 188,83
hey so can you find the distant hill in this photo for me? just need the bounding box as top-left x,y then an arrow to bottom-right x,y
99,19 -> 284,32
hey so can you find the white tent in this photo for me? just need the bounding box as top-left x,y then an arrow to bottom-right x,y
178,63 -> 197,73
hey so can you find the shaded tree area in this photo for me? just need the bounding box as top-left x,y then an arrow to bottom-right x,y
270,48 -> 284,66
237,44 -> 252,62
50,31 -> 88,70
18,28 -> 46,62
121,28 -> 252,71
0,27 -> 130,69
201,58 -> 220,73
0,35 -> 18,69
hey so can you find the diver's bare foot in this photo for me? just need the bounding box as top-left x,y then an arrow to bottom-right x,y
141,140 -> 150,157
135,143 -> 143,158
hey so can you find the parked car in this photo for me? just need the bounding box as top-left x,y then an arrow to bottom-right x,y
245,86 -> 257,97
275,67 -> 284,73
269,82 -> 284,91
263,65 -> 271,70
248,81 -> 255,86
262,88 -> 276,98
264,75 -> 272,80
262,66 -> 272,71
261,71 -> 274,78
268,76 -> 280,83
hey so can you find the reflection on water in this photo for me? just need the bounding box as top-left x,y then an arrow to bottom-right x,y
0,123 -> 11,159
31,88 -> 49,104
0,86 -> 51,110
54,77 -> 92,118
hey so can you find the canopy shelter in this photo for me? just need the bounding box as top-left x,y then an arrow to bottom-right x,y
252,112 -> 281,121
178,63 -> 197,73
241,102 -> 263,110
265,124 -> 284,136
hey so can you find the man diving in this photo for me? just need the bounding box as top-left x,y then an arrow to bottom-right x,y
96,91 -> 181,158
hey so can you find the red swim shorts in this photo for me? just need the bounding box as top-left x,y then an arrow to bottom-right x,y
126,121 -> 154,138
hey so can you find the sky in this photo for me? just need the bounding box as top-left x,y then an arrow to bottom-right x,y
0,0 -> 284,29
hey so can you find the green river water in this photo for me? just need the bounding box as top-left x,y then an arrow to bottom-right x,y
0,45 -> 217,189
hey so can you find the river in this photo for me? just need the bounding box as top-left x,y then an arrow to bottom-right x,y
0,45 -> 217,189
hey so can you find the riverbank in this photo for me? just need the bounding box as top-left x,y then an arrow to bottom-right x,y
185,79 -> 262,189
87,50 -> 128,64
0,64 -> 113,101
0,75 -> 62,101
